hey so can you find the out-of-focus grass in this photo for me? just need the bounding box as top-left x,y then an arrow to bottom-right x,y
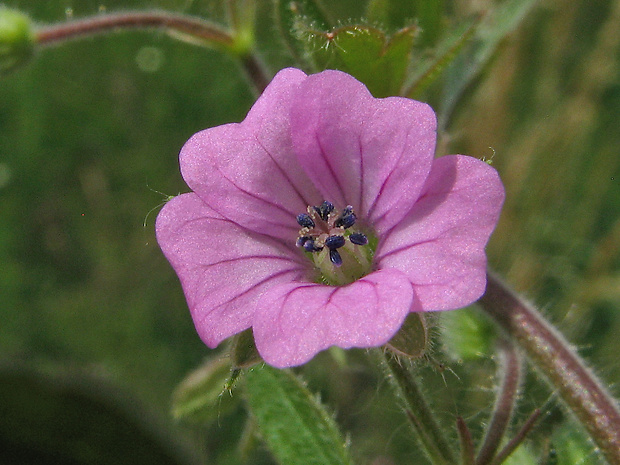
0,0 -> 255,408
0,0 -> 618,463
454,0 -> 620,369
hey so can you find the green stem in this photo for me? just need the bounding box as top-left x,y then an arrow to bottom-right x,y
380,350 -> 456,465
479,271 -> 620,465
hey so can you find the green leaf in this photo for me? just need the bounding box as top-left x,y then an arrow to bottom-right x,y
171,357 -> 240,424
367,0 -> 443,45
274,0 -> 332,62
415,0 -> 444,45
502,442 -> 538,465
245,365 -> 352,465
551,423 -> 606,465
366,0 -> 415,29
301,24 -> 418,97
405,15 -> 482,99
439,0 -> 539,123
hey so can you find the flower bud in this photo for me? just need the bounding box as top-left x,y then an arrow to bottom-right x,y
0,7 -> 35,73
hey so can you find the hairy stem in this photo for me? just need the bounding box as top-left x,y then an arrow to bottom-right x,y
34,11 -> 269,94
380,351 -> 456,465
479,271 -> 620,465
35,11 -> 234,47
476,339 -> 522,465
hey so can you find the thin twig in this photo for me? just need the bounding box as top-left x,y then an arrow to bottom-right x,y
489,409 -> 542,465
476,339 -> 522,465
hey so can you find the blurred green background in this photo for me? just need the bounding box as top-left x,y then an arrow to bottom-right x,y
0,0 -> 619,463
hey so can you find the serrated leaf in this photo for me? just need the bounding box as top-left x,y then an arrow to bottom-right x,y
274,0 -> 332,62
171,357 -> 240,424
302,24 -> 418,97
245,365 -> 352,465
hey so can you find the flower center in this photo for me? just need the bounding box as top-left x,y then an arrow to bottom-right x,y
296,201 -> 374,286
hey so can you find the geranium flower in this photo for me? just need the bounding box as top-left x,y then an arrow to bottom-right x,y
156,68 -> 504,368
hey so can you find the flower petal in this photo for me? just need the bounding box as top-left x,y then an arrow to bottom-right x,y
156,193 -> 308,348
252,269 -> 417,367
179,68 -> 321,242
290,70 -> 437,234
376,155 -> 505,310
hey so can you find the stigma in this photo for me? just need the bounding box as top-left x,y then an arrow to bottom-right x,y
296,201 -> 369,267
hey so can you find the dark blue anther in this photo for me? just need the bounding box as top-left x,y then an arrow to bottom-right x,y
325,235 -> 346,250
314,201 -> 334,221
329,249 -> 343,266
296,236 -> 310,248
335,206 -> 356,229
349,233 -> 368,246
296,213 -> 315,229
303,239 -> 322,252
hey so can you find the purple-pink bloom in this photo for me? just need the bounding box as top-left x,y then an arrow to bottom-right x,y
156,68 -> 505,368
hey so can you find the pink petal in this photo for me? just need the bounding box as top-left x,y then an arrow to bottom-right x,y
376,155 -> 505,311
179,68 -> 321,241
290,70 -> 437,235
156,193 -> 309,348
252,269 -> 417,367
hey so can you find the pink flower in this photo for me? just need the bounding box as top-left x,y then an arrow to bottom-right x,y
156,68 -> 504,368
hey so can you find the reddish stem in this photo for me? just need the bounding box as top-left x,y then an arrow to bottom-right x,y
35,11 -> 234,47
479,271 -> 620,465
33,11 -> 270,95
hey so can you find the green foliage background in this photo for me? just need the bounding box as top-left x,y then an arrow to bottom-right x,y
0,0 -> 619,463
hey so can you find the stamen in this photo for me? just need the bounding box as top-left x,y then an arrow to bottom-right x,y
295,201 -> 373,283
334,206 -> 356,229
329,249 -> 343,266
303,239 -> 322,252
296,236 -> 309,248
325,235 -> 345,250
296,213 -> 315,229
349,233 -> 368,245
314,201 -> 334,221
